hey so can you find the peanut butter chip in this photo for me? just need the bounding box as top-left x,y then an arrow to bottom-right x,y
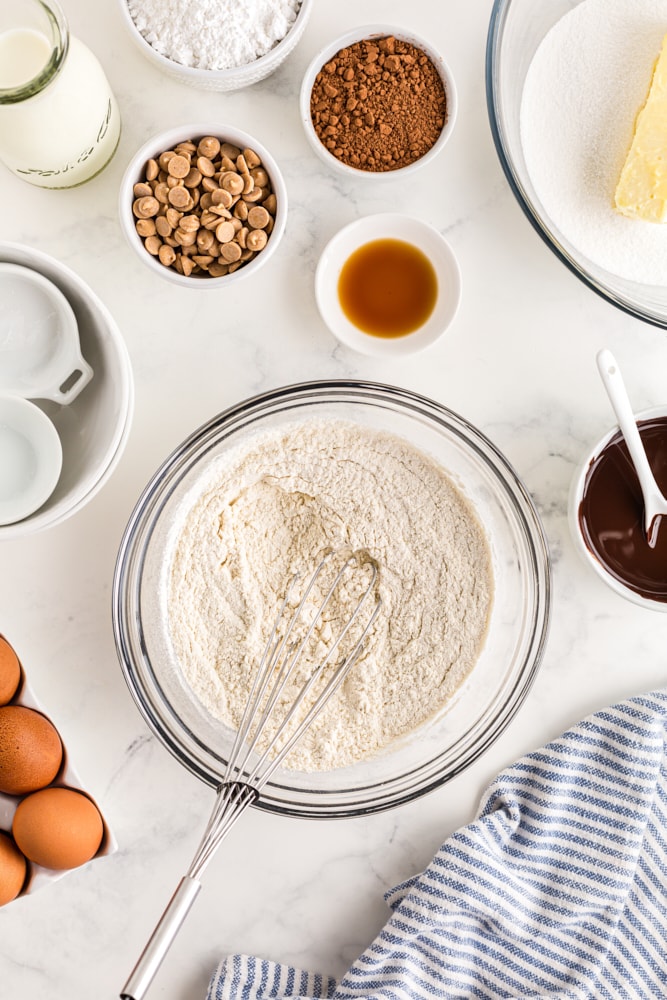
158,244 -> 176,267
136,218 -> 156,237
155,216 -> 172,238
243,148 -> 261,169
197,229 -> 214,251
220,171 -> 244,195
208,262 -> 228,277
154,182 -> 170,204
179,214 -> 200,232
212,188 -> 233,209
131,134 -> 277,279
168,186 -> 191,209
197,156 -> 216,178
174,227 -> 196,246
167,154 -> 190,178
262,193 -> 276,214
198,136 -> 221,159
250,168 -> 269,187
220,242 -> 242,263
215,220 -> 236,243
144,235 -> 162,255
184,167 -> 202,188
192,254 -> 214,268
247,206 -> 270,229
246,229 -> 268,251
133,195 -> 160,218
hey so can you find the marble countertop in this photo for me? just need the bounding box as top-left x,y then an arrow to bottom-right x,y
2,1 -> 667,998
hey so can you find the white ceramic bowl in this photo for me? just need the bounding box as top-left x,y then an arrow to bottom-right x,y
315,213 -> 461,357
300,24 -> 457,181
569,406 -> 667,611
118,124 -> 287,289
0,243 -> 134,540
0,396 -> 63,526
0,262 -> 93,404
117,0 -> 313,91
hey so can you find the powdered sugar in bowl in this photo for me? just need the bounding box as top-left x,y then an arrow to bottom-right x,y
118,0 -> 314,91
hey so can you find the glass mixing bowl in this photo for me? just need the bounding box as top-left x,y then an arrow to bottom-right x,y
487,0 -> 667,328
112,381 -> 551,818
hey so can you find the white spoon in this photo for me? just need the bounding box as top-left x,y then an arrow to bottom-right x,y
596,348 -> 667,548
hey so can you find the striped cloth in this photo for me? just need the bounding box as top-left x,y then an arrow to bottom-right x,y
207,689 -> 667,999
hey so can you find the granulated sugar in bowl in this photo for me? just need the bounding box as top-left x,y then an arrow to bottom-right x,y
118,0 -> 314,91
488,0 -> 667,328
300,25 -> 457,180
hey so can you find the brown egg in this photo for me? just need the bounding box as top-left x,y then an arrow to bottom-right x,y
0,637 -> 21,706
0,830 -> 27,906
13,787 -> 104,870
0,705 -> 63,795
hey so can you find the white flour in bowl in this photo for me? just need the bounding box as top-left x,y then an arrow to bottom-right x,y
520,0 -> 667,284
167,419 -> 494,772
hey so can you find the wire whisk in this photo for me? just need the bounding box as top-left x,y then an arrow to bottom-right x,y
121,548 -> 382,1000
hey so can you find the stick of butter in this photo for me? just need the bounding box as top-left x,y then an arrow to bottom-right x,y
615,33 -> 667,223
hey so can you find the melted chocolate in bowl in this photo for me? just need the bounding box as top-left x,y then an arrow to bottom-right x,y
579,418 -> 667,602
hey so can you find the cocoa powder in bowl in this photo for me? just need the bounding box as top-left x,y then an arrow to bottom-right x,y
309,34 -> 448,173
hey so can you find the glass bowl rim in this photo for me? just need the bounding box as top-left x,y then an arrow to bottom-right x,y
112,379 -> 552,818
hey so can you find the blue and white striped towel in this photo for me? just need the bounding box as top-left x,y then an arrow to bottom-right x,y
207,689 -> 667,999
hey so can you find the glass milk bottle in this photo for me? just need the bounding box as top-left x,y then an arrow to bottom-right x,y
0,0 -> 121,187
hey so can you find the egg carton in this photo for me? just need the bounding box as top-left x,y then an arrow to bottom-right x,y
0,665 -> 117,900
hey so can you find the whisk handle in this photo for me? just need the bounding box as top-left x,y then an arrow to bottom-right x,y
120,875 -> 202,1000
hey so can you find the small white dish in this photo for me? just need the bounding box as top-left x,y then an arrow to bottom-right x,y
315,213 -> 461,357
300,24 -> 457,180
0,396 -> 63,525
0,263 -> 93,404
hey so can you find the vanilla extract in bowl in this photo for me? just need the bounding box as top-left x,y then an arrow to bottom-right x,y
337,238 -> 438,338
315,213 -> 461,357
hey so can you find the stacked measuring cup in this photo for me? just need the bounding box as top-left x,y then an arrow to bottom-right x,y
0,262 -> 94,526
0,245 -> 134,536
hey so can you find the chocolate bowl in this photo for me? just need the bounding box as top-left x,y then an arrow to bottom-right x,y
569,406 -> 667,611
112,381 -> 551,819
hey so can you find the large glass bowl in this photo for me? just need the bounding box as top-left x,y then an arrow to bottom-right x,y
112,381 -> 551,818
486,0 -> 667,328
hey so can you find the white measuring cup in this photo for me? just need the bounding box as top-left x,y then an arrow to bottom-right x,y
0,262 -> 93,404
0,394 -> 63,525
